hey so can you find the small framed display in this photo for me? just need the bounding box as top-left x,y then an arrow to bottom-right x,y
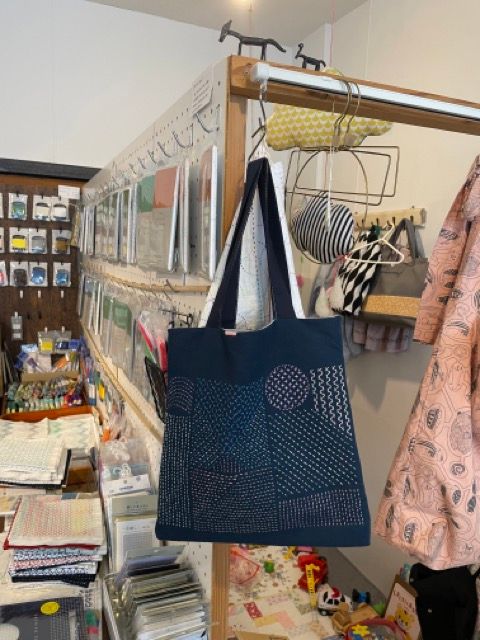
385,575 -> 421,640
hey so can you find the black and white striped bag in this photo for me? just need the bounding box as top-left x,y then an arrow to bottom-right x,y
291,196 -> 354,263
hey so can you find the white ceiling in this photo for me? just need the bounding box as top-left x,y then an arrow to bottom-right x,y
87,0 -> 366,45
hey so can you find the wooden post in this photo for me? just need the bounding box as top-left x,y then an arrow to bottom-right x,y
211,544 -> 231,640
210,59 -> 248,640
222,66 -> 247,244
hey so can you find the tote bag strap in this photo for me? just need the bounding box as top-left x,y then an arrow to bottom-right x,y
206,158 -> 296,328
386,218 -> 421,259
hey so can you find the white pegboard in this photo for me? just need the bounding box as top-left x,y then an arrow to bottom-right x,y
82,255 -> 209,320
84,324 -> 214,599
181,542 -> 213,602
79,62 -> 232,606
82,57 -> 228,281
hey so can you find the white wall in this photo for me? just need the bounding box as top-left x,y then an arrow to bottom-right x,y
300,0 -> 480,594
0,0 -> 245,167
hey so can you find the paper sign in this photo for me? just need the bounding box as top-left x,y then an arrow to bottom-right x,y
111,493 -> 157,517
103,474 -> 151,497
58,185 -> 81,200
192,68 -> 213,115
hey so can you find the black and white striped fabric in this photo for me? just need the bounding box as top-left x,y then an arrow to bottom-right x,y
336,229 -> 382,315
291,196 -> 354,263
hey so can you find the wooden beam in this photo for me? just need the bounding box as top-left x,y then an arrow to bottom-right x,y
222,85 -> 247,244
229,55 -> 480,136
211,543 -> 230,640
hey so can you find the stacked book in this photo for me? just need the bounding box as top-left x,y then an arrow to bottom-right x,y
0,436 -> 69,488
4,494 -> 106,588
0,412 -> 98,455
0,595 -> 93,639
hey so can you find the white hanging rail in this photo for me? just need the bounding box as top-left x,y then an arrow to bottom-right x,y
227,56 -> 480,136
250,62 -> 480,122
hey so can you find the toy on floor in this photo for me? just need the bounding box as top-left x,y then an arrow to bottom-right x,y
317,584 -> 352,616
399,563 -> 412,583
331,602 -> 381,635
230,546 -> 261,587
352,589 -> 371,606
372,601 -> 386,616
297,553 -> 328,591
283,545 -> 313,561
263,560 -> 275,574
345,618 -> 404,639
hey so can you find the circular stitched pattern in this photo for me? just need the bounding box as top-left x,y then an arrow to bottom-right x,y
265,365 -> 309,411
0,624 -> 20,640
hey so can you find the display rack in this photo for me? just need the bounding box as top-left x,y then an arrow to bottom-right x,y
81,57 -> 237,640
81,54 -> 480,640
0,173 -> 85,352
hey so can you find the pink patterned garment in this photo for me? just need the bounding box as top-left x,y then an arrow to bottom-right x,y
375,156 -> 480,569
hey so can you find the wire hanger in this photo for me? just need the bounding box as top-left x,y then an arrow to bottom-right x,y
248,80 -> 269,161
284,80 -> 368,266
345,223 -> 405,266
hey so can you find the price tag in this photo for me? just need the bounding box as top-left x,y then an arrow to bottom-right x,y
192,67 -> 213,115
58,184 -> 81,200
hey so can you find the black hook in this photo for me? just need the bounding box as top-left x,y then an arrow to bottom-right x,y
248,118 -> 267,162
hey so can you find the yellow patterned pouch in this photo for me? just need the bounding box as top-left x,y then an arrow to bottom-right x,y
266,67 -> 392,150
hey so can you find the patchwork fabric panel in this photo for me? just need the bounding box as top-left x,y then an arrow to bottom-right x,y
265,364 -> 310,411
191,467 -> 278,533
158,415 -> 192,528
270,409 -> 360,498
167,377 -> 195,413
310,365 -> 353,434
191,378 -> 270,473
160,361 -> 368,540
279,489 -> 366,529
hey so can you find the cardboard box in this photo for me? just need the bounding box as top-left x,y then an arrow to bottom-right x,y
235,633 -> 288,640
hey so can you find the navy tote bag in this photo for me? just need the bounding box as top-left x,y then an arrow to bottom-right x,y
156,158 -> 370,546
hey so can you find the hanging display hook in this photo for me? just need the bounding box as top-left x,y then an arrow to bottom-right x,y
129,162 -> 139,177
147,149 -> 158,165
194,105 -> 221,133
172,125 -> 193,149
157,139 -> 173,158
248,79 -> 268,161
